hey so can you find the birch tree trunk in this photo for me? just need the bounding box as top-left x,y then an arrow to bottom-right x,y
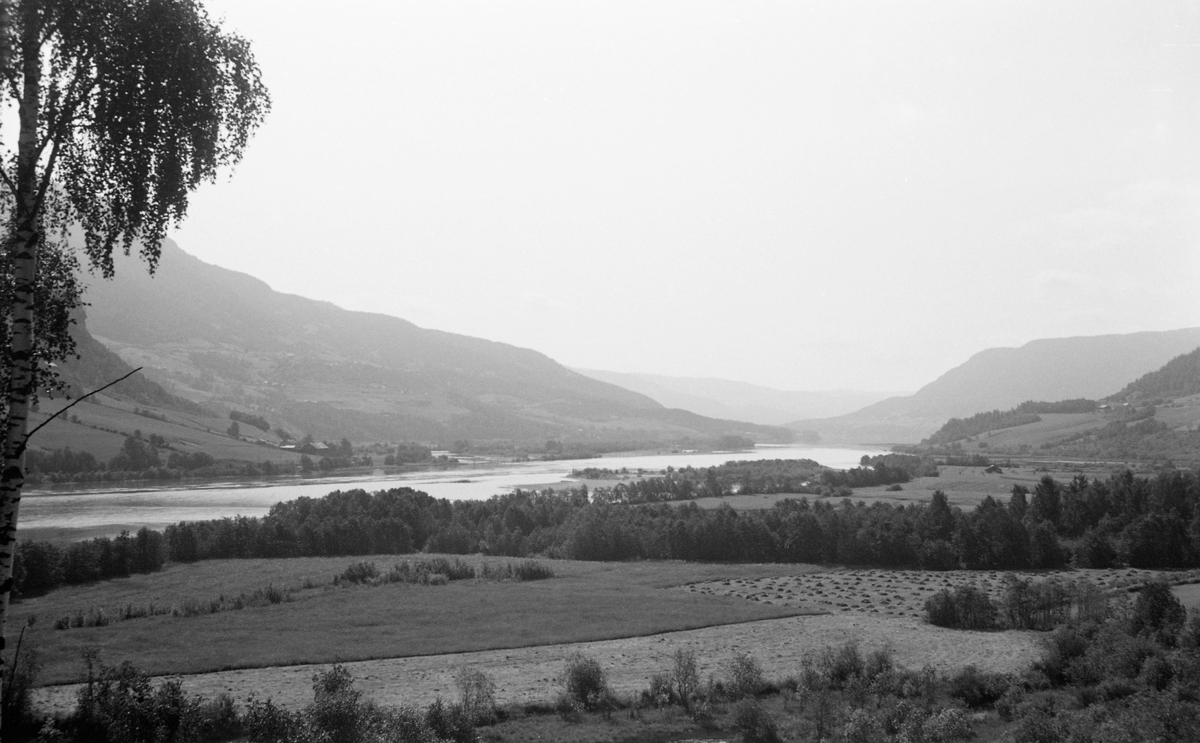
0,6 -> 41,730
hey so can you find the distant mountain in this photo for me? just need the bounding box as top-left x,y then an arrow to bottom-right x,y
77,240 -> 788,449
574,368 -> 899,426
789,329 -> 1200,444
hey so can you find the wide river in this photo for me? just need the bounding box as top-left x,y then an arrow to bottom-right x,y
21,445 -> 882,534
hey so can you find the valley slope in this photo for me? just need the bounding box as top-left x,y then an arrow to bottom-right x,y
69,241 -> 787,453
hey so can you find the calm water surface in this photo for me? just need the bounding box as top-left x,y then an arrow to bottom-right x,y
22,445 -> 882,532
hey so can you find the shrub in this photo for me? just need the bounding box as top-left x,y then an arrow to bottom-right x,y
425,698 -> 477,743
820,640 -> 864,688
308,665 -> 363,743
840,707 -> 880,743
864,644 -> 895,682
253,583 -> 290,605
455,667 -> 497,725
1140,653 -> 1174,691
671,649 -> 700,710
726,652 -> 765,699
995,684 -> 1025,721
511,559 -> 554,581
338,561 -> 379,585
1036,625 -> 1091,685
947,665 -> 1009,708
920,707 -> 973,742
643,673 -> 673,707
733,700 -> 781,743
1131,581 -> 1186,643
194,693 -> 242,740
563,653 -> 609,711
243,695 -> 300,743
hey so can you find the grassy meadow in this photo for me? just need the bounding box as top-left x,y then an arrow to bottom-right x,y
14,555 -> 820,685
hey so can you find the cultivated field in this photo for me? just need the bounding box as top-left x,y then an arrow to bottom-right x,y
679,566 -> 1171,618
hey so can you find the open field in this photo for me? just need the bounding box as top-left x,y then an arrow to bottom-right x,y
14,556 -> 819,685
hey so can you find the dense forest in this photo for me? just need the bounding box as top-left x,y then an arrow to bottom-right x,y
15,462 -> 1200,596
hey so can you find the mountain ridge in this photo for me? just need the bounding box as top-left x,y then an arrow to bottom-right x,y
789,328 -> 1200,444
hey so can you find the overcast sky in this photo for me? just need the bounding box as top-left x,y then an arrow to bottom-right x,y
161,0 -> 1199,393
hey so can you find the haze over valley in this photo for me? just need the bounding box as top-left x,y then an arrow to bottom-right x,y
7,3 -> 1200,742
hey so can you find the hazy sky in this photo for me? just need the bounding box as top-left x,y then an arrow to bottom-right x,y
158,0 -> 1199,392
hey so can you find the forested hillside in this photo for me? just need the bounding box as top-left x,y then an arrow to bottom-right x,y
69,240 -> 788,451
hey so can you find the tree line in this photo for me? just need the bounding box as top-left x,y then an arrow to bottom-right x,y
13,529 -> 167,596
15,465 -> 1200,596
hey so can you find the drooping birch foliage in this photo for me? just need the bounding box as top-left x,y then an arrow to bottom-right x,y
0,0 -> 268,730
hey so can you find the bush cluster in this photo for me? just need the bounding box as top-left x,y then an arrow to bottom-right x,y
333,558 -> 553,587
52,583 -> 295,632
